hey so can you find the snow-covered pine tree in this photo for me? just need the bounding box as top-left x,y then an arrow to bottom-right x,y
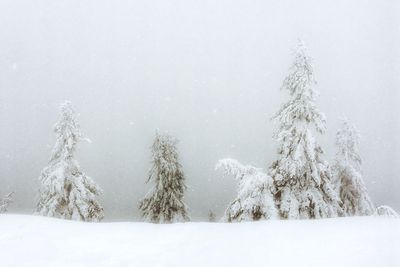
269,40 -> 341,219
0,192 -> 13,213
216,159 -> 278,222
139,132 -> 189,223
208,210 -> 216,222
35,101 -> 104,221
332,118 -> 374,216
374,205 -> 400,218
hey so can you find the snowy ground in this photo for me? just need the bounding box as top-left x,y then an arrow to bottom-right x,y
0,215 -> 399,267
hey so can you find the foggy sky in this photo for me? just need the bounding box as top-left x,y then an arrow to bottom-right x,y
0,0 -> 399,220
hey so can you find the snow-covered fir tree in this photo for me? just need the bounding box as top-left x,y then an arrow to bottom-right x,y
332,119 -> 374,216
0,192 -> 13,213
374,205 -> 399,218
208,210 -> 216,222
36,101 -> 104,221
269,40 -> 341,219
216,159 -> 277,222
139,132 -> 189,223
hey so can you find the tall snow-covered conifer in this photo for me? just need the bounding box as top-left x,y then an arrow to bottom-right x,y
139,132 -> 189,223
332,119 -> 374,216
217,159 -> 277,222
36,101 -> 104,221
269,40 -> 341,219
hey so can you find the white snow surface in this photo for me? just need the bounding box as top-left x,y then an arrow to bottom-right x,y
0,215 -> 399,267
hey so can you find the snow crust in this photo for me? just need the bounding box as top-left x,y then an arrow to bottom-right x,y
0,215 -> 399,267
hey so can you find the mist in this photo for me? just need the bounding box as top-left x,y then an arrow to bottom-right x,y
0,0 -> 399,221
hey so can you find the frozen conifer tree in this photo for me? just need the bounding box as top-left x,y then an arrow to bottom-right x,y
36,101 -> 104,221
139,132 -> 189,223
374,205 -> 399,218
208,210 -> 216,222
332,119 -> 374,216
269,40 -> 341,219
0,192 -> 13,213
216,159 -> 278,222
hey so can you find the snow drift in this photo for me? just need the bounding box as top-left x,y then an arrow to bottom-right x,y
0,215 -> 399,267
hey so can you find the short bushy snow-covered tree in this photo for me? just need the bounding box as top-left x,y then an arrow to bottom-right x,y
332,119 -> 374,216
208,210 -> 216,222
269,40 -> 341,219
36,101 -> 104,221
0,192 -> 13,213
216,159 -> 277,222
139,132 -> 189,223
374,205 -> 399,218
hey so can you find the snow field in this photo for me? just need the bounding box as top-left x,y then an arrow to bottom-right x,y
0,215 -> 399,267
